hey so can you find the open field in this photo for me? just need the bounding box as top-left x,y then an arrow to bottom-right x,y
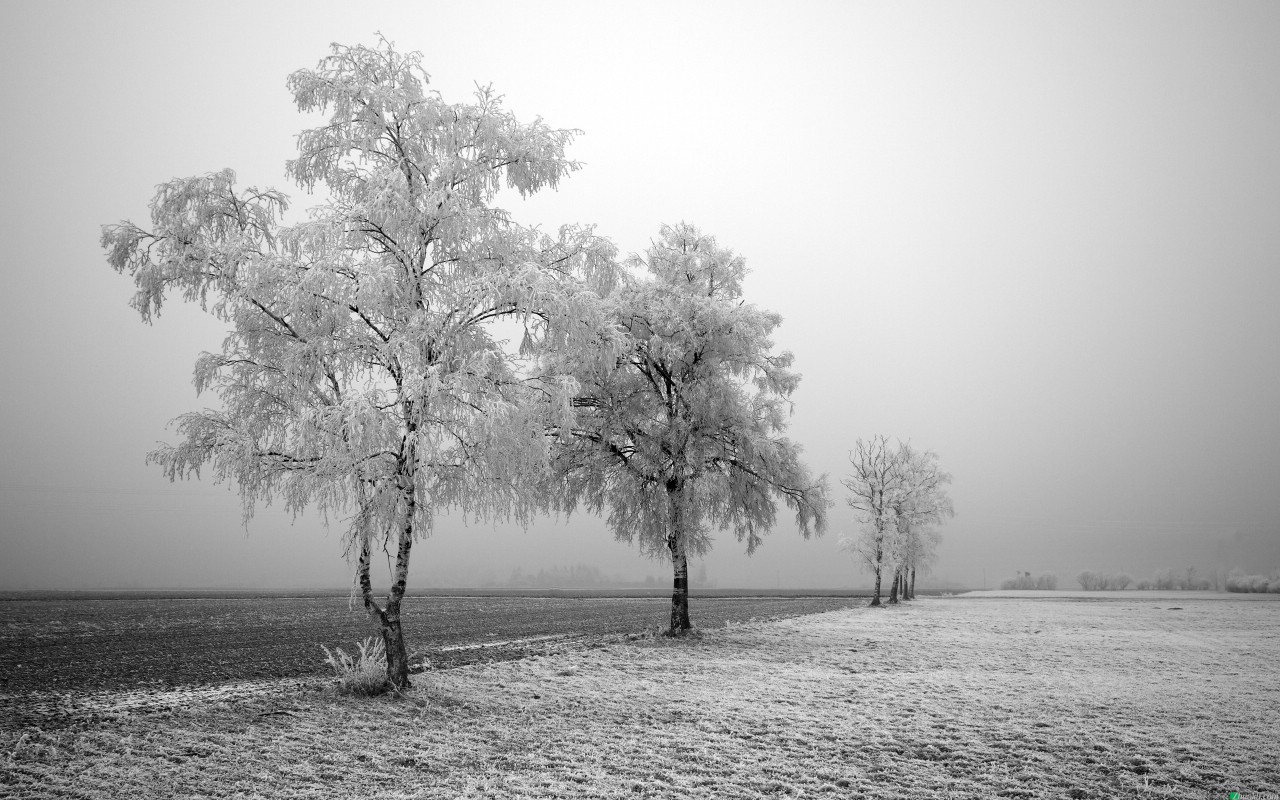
3,596 -> 1278,798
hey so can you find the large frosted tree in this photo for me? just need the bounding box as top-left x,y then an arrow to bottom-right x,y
102,39 -> 617,689
551,224 -> 829,633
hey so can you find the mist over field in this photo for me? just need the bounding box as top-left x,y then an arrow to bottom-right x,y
1,1 -> 1278,593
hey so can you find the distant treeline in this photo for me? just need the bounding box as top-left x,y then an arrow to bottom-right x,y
999,567 -> 1280,592
500,563 -> 716,590
1000,572 -> 1059,590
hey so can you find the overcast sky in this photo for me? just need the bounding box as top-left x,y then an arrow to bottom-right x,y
1,1 -> 1278,591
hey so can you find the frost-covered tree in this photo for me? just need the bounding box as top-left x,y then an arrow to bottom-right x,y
885,444 -> 952,602
550,224 -> 829,633
840,438 -> 951,606
840,436 -> 901,606
102,39 -> 617,689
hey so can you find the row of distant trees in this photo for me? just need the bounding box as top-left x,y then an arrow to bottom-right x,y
838,437 -> 954,606
103,40 -> 829,689
1001,572 -> 1058,590
997,566 -> 1280,592
502,563 -> 713,590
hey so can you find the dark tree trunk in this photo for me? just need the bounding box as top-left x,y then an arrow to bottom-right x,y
355,481 -> 416,692
908,566 -> 917,600
665,478 -> 693,634
888,569 -> 900,604
668,538 -> 693,633
382,540 -> 413,690
379,613 -> 411,688
869,537 -> 884,607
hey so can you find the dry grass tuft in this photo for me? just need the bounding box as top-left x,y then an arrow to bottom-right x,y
321,637 -> 389,696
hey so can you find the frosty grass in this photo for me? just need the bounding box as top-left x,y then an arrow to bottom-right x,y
4,596 -> 1277,799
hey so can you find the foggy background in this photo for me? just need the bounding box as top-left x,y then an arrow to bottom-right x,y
1,1 -> 1278,592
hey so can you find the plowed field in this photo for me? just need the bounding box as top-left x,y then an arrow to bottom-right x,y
0,592 -> 856,705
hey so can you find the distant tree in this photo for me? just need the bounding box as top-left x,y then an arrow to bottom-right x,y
840,436 -> 900,606
102,39 -> 617,689
841,438 -> 952,605
1034,573 -> 1058,590
885,444 -> 952,602
1080,571 -> 1134,591
900,525 -> 943,599
551,223 -> 829,633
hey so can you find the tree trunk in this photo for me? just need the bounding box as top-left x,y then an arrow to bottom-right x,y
668,537 -> 692,633
868,535 -> 884,607
355,482 -> 416,692
909,566 -> 917,600
665,479 -> 693,634
888,569 -> 900,604
382,522 -> 414,690
379,612 -> 411,687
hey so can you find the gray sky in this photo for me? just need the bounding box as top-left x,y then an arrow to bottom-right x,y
2,1 -> 1278,591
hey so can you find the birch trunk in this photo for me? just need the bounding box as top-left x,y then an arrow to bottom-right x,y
355,481 -> 416,691
869,539 -> 883,607
888,569 -> 900,604
666,479 -> 693,634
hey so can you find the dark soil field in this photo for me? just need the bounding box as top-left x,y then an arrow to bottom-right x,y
0,591 -> 858,712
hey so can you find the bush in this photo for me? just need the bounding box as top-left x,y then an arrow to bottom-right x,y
321,637 -> 390,695
1077,571 -> 1101,590
1226,570 -> 1280,594
1107,572 -> 1133,590
1077,571 -> 1133,590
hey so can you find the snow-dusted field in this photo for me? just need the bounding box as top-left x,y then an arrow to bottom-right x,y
4,596 -> 1277,798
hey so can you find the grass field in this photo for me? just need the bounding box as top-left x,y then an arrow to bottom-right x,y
3,596 -> 1278,798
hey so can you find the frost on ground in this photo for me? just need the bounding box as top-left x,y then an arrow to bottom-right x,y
4,598 -> 1277,799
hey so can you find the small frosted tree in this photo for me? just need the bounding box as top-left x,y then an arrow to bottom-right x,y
102,39 -> 617,689
841,436 -> 901,606
885,444 -> 952,602
552,223 -> 829,633
897,525 -> 942,600
841,438 -> 951,605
